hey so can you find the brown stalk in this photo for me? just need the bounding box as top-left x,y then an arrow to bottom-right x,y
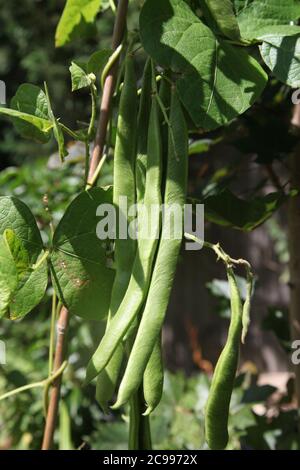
41,0 -> 129,449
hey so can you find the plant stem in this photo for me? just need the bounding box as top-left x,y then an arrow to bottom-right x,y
0,361 -> 67,402
42,307 -> 69,449
88,84 -> 97,140
87,0 -> 129,183
41,0 -> 129,450
59,123 -> 79,141
0,381 -> 45,401
85,153 -> 108,190
48,291 -> 57,376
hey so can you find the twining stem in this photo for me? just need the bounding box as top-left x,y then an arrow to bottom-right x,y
42,307 -> 69,449
184,233 -> 254,343
88,84 -> 97,140
101,44 -> 123,89
184,233 -> 251,270
41,0 -> 130,450
0,361 -> 67,402
85,153 -> 108,190
59,123 -> 79,141
48,292 -> 57,377
87,0 -> 129,183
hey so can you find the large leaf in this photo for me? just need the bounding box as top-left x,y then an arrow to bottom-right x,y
55,0 -> 102,47
235,0 -> 300,40
0,84 -> 53,143
201,0 -> 241,40
140,0 -> 267,130
0,196 -> 48,319
203,189 -> 285,231
259,31 -> 300,88
51,188 -> 115,321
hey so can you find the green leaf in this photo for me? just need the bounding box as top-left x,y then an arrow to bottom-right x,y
0,236 -> 18,318
55,0 -> 102,47
70,61 -> 92,91
4,229 -> 30,279
235,0 -> 300,41
203,189 -> 285,231
51,187 -> 115,321
0,196 -> 48,320
259,32 -> 300,88
0,84 -> 53,143
140,0 -> 267,130
201,0 -> 241,40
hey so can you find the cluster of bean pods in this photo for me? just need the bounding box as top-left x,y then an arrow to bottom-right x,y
85,50 -> 254,451
85,55 -> 188,447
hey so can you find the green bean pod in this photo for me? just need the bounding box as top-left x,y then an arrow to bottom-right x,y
112,87 -> 188,409
143,333 -> 164,415
205,267 -> 243,450
95,54 -> 137,411
136,58 -> 152,204
139,78 -> 170,415
85,63 -> 162,384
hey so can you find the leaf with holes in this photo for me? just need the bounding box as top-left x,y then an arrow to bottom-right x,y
51,187 -> 115,321
0,197 -> 48,320
140,0 -> 267,130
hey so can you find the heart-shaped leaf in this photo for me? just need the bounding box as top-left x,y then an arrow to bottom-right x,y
0,84 -> 53,143
51,187 -> 115,321
0,196 -> 48,320
140,0 -> 267,130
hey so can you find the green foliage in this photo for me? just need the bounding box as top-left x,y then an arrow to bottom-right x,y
8,84 -> 52,143
201,0 -> 241,40
260,33 -> 300,88
140,0 -> 267,130
51,188 -> 115,321
203,189 -> 286,231
55,0 -> 103,48
235,0 -> 300,40
0,197 -> 48,320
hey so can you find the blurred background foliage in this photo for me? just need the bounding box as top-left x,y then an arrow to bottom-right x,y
0,0 -> 299,451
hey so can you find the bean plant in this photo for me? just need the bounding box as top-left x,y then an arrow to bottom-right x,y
0,0 -> 300,450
